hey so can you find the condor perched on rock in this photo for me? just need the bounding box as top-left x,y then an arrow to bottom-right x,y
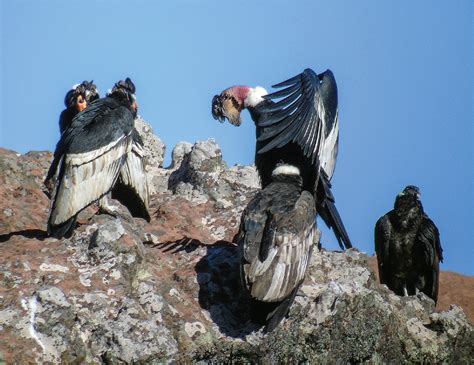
236,164 -> 317,332
47,78 -> 150,238
45,81 -> 100,189
212,68 -> 352,250
375,186 -> 443,303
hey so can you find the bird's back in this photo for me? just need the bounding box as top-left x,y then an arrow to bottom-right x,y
238,173 -> 316,302
62,97 -> 134,154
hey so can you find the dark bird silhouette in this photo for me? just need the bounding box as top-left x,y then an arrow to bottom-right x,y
212,68 -> 352,250
47,78 -> 150,238
236,164 -> 317,332
374,185 -> 443,303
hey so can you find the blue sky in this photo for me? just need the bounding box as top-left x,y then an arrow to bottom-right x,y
1,1 -> 472,274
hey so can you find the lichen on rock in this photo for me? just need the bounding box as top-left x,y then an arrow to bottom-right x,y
0,126 -> 472,363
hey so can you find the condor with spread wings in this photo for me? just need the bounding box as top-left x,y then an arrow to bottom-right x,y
212,68 -> 352,249
47,78 -> 150,238
236,164 -> 317,332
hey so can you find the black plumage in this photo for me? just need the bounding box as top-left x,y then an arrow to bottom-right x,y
212,68 -> 352,250
374,185 -> 443,303
236,165 -> 317,332
47,78 -> 150,238
45,81 -> 99,188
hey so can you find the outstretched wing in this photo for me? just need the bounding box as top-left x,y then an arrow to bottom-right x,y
239,189 -> 317,303
256,68 -> 326,167
112,128 -> 151,221
47,98 -> 135,237
414,215 -> 443,302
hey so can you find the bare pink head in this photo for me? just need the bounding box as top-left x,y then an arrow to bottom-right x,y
211,85 -> 267,126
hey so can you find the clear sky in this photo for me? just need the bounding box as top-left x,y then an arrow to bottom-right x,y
1,1 -> 472,274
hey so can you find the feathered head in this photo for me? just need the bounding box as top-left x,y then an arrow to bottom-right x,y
64,80 -> 99,111
402,185 -> 421,198
394,185 -> 423,212
108,77 -> 138,115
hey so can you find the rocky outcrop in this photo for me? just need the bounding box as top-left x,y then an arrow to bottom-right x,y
134,115 -> 166,169
0,123 -> 472,364
134,115 -> 166,196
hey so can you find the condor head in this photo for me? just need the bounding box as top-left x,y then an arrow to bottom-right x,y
109,77 -> 138,117
212,85 -> 267,126
212,88 -> 245,126
65,80 -> 99,113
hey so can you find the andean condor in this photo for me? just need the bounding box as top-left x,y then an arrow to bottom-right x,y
45,81 -> 99,189
47,78 -> 150,238
236,164 -> 318,332
374,185 -> 443,303
212,68 -> 352,250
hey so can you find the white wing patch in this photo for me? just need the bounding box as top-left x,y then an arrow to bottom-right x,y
49,135 -> 132,226
118,139 -> 150,210
320,109 -> 339,180
244,222 -> 316,302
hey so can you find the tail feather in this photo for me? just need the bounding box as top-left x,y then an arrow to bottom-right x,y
316,172 -> 352,250
47,216 -> 77,239
264,283 -> 301,332
247,282 -> 301,333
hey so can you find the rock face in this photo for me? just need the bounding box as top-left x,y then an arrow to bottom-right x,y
134,115 -> 166,169
0,130 -> 473,363
133,116 -> 166,196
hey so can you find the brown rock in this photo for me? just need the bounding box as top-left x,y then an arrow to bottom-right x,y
0,144 -> 472,363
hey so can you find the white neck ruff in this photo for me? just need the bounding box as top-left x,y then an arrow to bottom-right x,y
244,86 -> 268,108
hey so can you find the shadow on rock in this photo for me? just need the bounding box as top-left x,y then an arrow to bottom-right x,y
195,241 -> 260,338
0,229 -> 47,242
153,237 -> 203,254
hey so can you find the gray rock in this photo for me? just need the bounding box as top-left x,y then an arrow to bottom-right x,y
134,116 -> 168,195
134,115 -> 165,168
168,139 -> 260,207
0,135 -> 472,364
170,141 -> 193,170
